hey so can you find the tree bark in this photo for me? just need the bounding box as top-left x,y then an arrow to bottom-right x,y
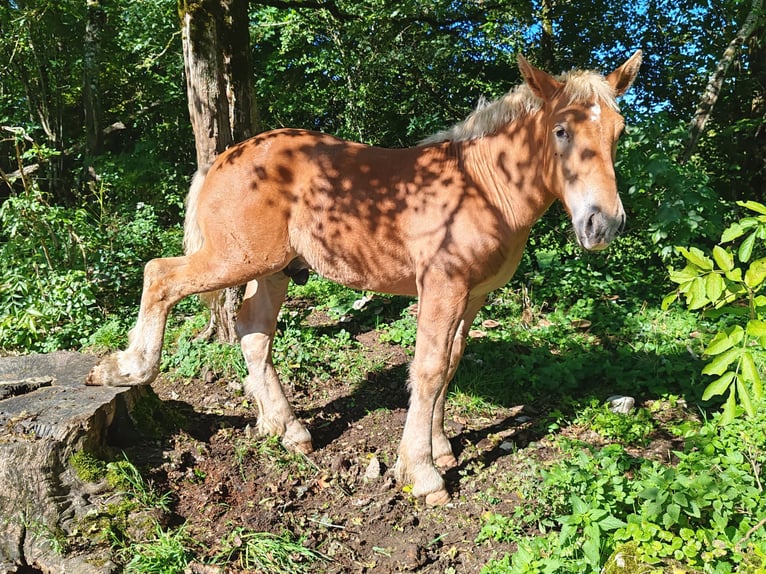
179,0 -> 259,343
83,0 -> 105,157
680,0 -> 764,163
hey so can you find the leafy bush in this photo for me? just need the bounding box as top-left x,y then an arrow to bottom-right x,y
0,183 -> 180,352
480,402 -> 766,573
665,200 -> 766,423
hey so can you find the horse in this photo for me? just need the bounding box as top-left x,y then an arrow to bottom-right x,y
87,51 -> 642,505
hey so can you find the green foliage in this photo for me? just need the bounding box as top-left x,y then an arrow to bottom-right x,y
666,200 -> 766,423
160,314 -> 248,382
617,116 -> 725,259
213,528 -> 325,573
0,182 -> 180,352
378,307 -> 418,347
574,401 -> 657,446
69,451 -> 108,483
480,403 -> 766,572
120,523 -> 194,574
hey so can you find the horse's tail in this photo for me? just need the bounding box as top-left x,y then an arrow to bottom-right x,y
183,167 -> 218,307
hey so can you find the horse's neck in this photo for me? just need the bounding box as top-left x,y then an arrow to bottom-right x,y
459,116 -> 556,230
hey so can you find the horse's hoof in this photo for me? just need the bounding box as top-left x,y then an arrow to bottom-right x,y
284,438 -> 314,455
434,454 -> 458,470
425,489 -> 451,506
84,367 -> 104,386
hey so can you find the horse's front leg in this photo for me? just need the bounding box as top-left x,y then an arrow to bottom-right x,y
431,296 -> 486,470
87,255 -> 192,387
394,276 -> 468,505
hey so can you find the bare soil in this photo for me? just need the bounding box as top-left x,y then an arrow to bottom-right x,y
119,304 -> 683,574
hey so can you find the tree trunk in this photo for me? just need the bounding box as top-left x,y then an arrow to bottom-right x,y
83,0 -> 104,157
179,0 -> 259,343
539,0 -> 555,71
680,0 -> 764,163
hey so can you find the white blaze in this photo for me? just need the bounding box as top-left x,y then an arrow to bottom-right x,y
589,103 -> 601,121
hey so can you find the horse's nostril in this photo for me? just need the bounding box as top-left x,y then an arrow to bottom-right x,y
618,213 -> 626,234
586,212 -> 596,236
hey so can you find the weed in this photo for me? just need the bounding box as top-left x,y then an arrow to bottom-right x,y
106,456 -> 172,512
213,528 -> 326,573
120,522 -> 194,574
480,400 -> 766,572
574,400 -> 657,446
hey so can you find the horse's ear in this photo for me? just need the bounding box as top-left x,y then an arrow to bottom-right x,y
518,54 -> 562,100
606,50 -> 642,97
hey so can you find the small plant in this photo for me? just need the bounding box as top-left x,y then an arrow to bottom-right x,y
214,528 -> 325,573
107,455 -> 172,512
120,522 -> 194,574
665,200 -> 766,423
575,400 -> 657,446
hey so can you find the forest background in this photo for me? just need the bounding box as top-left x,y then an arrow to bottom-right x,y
1,1 -> 766,572
0,0 -> 763,354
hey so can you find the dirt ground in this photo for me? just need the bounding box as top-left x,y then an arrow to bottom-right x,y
130,326 -> 541,573
123,305 -> 682,574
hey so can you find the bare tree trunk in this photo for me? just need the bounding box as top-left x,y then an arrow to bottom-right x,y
680,0 -> 764,163
179,0 -> 259,343
83,0 -> 104,157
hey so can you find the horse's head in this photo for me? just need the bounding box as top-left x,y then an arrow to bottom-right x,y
519,51 -> 642,251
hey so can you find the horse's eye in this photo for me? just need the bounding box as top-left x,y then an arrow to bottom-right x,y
554,126 -> 569,141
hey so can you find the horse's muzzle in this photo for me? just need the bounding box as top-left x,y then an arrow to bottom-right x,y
575,206 -> 625,251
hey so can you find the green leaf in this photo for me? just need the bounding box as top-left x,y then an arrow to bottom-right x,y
740,351 -> 762,401
661,291 -> 678,310
678,246 -> 714,270
702,371 -> 735,400
739,231 -> 757,263
702,347 -> 741,375
687,276 -> 709,310
599,515 -> 627,531
720,387 -> 738,425
739,200 -> 766,215
663,503 -> 681,528
669,265 -> 701,284
712,245 -> 735,272
745,258 -> 766,288
747,320 -> 766,338
737,377 -> 755,417
725,267 -> 743,282
705,273 -> 724,302
721,222 -> 745,243
704,326 -> 744,355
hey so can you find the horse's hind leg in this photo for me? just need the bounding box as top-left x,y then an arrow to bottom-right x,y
87,250 -> 256,387
237,274 -> 313,453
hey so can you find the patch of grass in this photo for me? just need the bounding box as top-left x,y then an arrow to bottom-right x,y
107,455 -> 172,512
120,522 -> 194,574
213,528 -> 326,573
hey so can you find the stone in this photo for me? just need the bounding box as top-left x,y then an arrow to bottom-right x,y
0,352 -> 150,574
606,395 -> 635,414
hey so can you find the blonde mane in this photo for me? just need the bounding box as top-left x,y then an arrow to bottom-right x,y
422,69 -> 619,144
